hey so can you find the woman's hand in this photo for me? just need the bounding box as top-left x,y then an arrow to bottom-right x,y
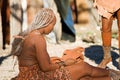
50,57 -> 62,64
55,58 -> 77,68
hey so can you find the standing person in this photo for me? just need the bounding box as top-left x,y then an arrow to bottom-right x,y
54,0 -> 76,42
11,8 -> 120,80
94,0 -> 120,69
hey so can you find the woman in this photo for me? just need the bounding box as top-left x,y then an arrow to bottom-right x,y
94,0 -> 120,69
11,8 -> 120,80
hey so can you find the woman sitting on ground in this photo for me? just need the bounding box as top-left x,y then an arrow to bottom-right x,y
11,8 -> 120,80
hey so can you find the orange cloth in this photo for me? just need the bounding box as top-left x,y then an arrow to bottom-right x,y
51,47 -> 84,64
62,47 -> 84,62
94,0 -> 120,19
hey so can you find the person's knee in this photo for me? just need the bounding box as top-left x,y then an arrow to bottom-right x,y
78,62 -> 92,71
101,27 -> 111,32
117,22 -> 120,31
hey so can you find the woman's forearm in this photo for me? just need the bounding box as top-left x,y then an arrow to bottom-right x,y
40,63 -> 60,72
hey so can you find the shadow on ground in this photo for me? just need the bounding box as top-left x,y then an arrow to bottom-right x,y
85,45 -> 120,69
0,54 -> 11,65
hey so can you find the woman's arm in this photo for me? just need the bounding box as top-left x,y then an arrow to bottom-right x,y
34,35 -> 60,72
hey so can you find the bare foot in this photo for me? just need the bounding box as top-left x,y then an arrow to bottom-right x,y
109,69 -> 120,80
98,57 -> 112,68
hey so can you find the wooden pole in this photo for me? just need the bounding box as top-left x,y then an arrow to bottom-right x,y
9,0 -> 22,44
0,1 -> 2,50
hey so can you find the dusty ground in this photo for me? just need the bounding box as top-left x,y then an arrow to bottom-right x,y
0,16 -> 120,80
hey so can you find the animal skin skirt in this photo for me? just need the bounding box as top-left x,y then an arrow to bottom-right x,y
94,0 -> 120,19
12,64 -> 72,80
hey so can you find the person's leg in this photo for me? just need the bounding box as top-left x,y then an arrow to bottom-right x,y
116,9 -> 120,69
98,16 -> 114,68
80,76 -> 111,80
65,61 -> 111,80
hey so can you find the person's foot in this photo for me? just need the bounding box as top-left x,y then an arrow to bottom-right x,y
98,57 -> 112,68
109,69 -> 120,80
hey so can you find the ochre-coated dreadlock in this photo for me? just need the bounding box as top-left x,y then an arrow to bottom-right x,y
27,8 -> 55,33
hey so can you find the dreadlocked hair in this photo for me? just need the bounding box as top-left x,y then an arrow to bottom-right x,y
11,8 -> 55,56
27,8 -> 55,33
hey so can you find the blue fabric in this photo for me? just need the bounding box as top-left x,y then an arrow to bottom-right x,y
54,0 -> 69,19
54,0 -> 76,35
63,6 -> 75,34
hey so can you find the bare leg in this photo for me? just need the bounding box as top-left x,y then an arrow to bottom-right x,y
80,76 -> 111,80
116,9 -> 120,69
98,16 -> 113,68
65,61 -> 110,80
101,16 -> 113,46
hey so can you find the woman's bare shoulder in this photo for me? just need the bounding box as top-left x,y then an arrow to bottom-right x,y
29,30 -> 43,38
28,31 -> 45,42
24,30 -> 44,44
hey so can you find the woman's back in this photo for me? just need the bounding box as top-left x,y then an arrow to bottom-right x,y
18,31 -> 42,67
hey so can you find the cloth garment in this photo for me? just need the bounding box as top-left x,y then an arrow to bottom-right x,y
12,64 -> 72,80
54,0 -> 76,42
94,0 -> 120,19
51,47 -> 84,64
